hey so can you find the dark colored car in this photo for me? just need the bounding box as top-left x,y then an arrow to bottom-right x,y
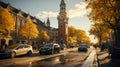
59,44 -> 66,50
39,43 -> 60,55
78,44 -> 88,52
0,49 -> 11,58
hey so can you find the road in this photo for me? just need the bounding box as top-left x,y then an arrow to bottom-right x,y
29,49 -> 90,67
0,48 -> 92,67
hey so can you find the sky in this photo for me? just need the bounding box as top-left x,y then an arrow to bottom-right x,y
2,0 -> 97,43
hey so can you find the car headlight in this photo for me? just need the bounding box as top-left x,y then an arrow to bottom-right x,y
47,48 -> 52,50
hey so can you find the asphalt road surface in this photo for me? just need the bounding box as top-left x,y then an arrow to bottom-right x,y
0,48 -> 91,67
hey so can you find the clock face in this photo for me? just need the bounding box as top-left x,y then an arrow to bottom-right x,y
61,15 -> 64,18
64,19 -> 67,22
58,12 -> 67,20
58,14 -> 64,20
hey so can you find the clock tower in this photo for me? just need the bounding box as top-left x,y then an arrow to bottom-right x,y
57,0 -> 69,45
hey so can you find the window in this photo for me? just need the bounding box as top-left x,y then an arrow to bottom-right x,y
24,45 -> 30,48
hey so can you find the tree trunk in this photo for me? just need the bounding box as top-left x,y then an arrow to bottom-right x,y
111,28 -> 120,58
114,28 -> 120,46
99,35 -> 102,51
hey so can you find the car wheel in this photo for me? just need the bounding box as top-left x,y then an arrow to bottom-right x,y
57,49 -> 60,53
58,50 -> 60,53
27,51 -> 32,56
39,51 -> 41,55
39,51 -> 43,55
11,52 -> 16,58
50,50 -> 54,54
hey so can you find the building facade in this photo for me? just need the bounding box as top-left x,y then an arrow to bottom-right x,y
0,1 -> 58,47
0,0 -> 68,48
57,0 -> 69,45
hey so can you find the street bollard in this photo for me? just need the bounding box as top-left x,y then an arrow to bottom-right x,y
59,55 -> 65,63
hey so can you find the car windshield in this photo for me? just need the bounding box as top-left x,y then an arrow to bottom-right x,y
44,43 -> 53,47
60,44 -> 65,47
79,44 -> 87,47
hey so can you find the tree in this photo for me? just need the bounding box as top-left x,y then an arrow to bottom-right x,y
19,18 -> 39,43
68,26 -> 77,37
68,36 -> 74,46
0,6 -> 15,35
86,0 -> 120,47
76,29 -> 91,44
89,22 -> 111,49
38,30 -> 50,45
68,26 -> 91,45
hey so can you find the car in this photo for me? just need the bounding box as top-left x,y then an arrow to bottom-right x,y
39,43 -> 60,55
69,45 -> 74,48
78,44 -> 88,52
0,44 -> 33,58
59,44 -> 66,50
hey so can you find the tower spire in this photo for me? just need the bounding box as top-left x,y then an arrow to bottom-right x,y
60,0 -> 66,13
46,17 -> 50,27
61,0 -> 65,5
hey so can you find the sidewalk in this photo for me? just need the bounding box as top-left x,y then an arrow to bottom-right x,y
96,48 -> 111,67
81,46 -> 96,67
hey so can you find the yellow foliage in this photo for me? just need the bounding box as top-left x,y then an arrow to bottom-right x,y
38,30 -> 50,42
68,36 -> 74,45
87,0 -> 120,26
0,6 -> 15,33
89,22 -> 111,42
19,19 -> 39,38
68,26 -> 91,44
68,26 -> 76,37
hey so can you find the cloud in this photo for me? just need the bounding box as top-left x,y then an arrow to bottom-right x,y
36,2 -> 88,19
36,11 -> 58,19
68,2 -> 88,18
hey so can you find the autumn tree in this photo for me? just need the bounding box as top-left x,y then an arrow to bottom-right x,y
89,22 -> 111,49
76,29 -> 91,44
38,30 -> 50,46
68,26 -> 77,37
19,18 -> 39,43
86,0 -> 120,47
0,6 -> 15,35
68,26 -> 76,46
68,36 -> 75,46
68,26 -> 91,45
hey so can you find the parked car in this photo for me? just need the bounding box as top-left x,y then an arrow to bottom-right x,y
59,44 -> 66,50
70,45 -> 75,48
39,43 -> 60,55
0,44 -> 33,58
78,44 -> 88,52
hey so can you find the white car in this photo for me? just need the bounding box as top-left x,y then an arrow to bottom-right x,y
10,44 -> 33,58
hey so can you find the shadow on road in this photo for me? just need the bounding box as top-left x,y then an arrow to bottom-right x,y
0,52 -> 39,60
101,59 -> 120,67
97,50 -> 120,67
99,55 -> 110,61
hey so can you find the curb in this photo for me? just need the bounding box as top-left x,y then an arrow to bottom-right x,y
81,47 -> 96,67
